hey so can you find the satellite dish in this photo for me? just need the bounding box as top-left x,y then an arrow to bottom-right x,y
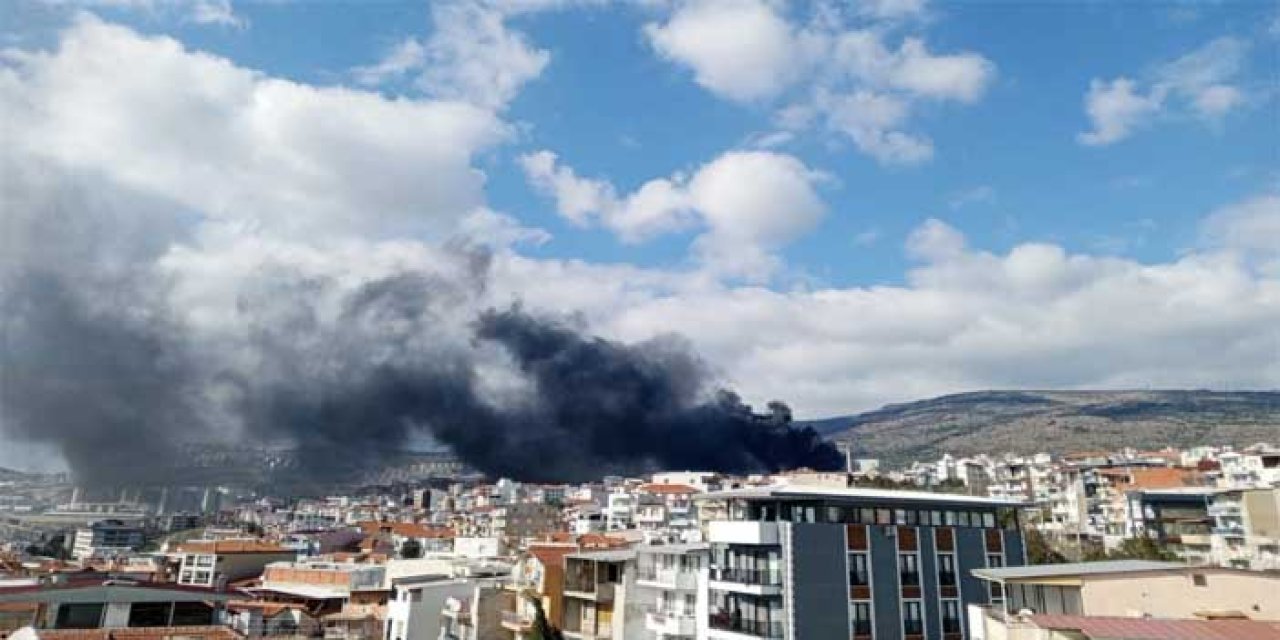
9,627 -> 40,640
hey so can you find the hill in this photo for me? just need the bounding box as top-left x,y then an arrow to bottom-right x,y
812,390 -> 1280,465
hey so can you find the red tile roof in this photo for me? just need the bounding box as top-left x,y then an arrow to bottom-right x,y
1031,615 -> 1280,640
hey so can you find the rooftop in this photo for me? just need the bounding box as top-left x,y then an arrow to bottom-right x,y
177,540 -> 290,555
1029,614 -> 1280,639
696,484 -> 1027,507
565,549 -> 636,563
972,560 -> 1184,582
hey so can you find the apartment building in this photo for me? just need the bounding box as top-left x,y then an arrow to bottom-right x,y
500,543 -> 576,639
561,549 -> 635,639
975,560 -> 1280,618
386,574 -> 504,640
698,484 -> 1026,640
1208,487 -> 1280,570
174,540 -> 296,589
71,520 -> 145,561
633,543 -> 707,639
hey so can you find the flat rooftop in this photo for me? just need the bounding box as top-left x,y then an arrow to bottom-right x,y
696,484 -> 1028,507
972,560 -> 1184,582
565,549 -> 636,563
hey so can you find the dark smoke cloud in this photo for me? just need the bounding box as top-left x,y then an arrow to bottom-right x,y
1,164 -> 841,486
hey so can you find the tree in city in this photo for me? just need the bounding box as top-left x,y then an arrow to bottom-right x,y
527,593 -> 564,640
399,538 -> 423,559
1024,528 -> 1067,564
1108,536 -> 1178,561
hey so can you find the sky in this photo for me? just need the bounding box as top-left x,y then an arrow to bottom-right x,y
1,0 -> 1278,469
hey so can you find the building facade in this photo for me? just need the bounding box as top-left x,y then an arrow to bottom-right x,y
698,485 -> 1026,640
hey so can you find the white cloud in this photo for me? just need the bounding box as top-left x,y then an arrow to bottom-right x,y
644,0 -> 993,165
947,185 -> 995,209
417,2 -> 550,110
520,149 -> 826,277
1202,194 -> 1280,254
2,17 -> 506,240
590,204 -> 1280,416
644,0 -> 799,102
350,1 -> 549,111
41,0 -> 247,28
1079,37 -> 1250,145
858,0 -> 928,20
352,37 -> 426,86
188,0 -> 243,27
1077,77 -> 1163,146
457,208 -> 553,248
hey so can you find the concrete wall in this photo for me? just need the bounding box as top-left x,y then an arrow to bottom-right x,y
788,524 -> 849,639
1080,569 -> 1280,619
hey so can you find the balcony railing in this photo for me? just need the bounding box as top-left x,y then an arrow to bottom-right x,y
501,611 -> 533,628
708,614 -> 783,639
711,567 -> 782,586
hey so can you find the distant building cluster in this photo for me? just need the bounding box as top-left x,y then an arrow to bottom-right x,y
878,443 -> 1280,571
0,442 -> 1276,640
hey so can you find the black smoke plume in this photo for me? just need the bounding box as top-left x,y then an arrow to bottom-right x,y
1,165 -> 842,485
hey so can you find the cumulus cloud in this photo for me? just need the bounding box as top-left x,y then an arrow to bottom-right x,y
645,0 -> 801,102
2,17 -> 506,241
520,149 -> 826,277
643,0 -> 993,165
351,1 -> 549,110
1079,37 -> 1250,145
1078,78 -> 1164,146
1202,194 -> 1280,254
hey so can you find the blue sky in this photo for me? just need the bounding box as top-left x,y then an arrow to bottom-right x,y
20,0 -> 1271,287
1,0 -> 1278,442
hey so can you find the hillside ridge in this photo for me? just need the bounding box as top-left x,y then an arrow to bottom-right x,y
807,390 -> 1279,464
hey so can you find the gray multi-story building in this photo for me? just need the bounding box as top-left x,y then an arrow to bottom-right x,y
698,484 -> 1026,640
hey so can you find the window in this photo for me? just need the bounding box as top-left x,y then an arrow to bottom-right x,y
193,571 -> 210,584
944,511 -> 958,526
860,508 -> 875,524
937,553 -> 956,586
1192,573 -> 1207,587
930,511 -> 943,526
942,599 -> 961,633
410,590 -> 423,603
851,602 -> 872,636
895,509 -> 907,525
899,553 -> 919,586
849,553 -> 869,586
902,601 -> 923,635
957,512 -> 971,527
179,571 -> 192,583
905,510 -> 919,525
876,508 -> 892,524
987,554 -> 1004,599
827,506 -> 842,523
982,512 -> 996,528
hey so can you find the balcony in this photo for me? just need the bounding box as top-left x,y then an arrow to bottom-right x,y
646,609 -> 696,636
635,567 -> 698,590
707,614 -> 784,639
709,521 -> 780,545
500,610 -> 533,631
563,581 -> 615,603
1208,503 -> 1242,517
709,566 -> 783,596
1214,527 -> 1246,538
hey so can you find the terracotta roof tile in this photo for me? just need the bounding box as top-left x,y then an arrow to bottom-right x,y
1032,615 -> 1280,640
